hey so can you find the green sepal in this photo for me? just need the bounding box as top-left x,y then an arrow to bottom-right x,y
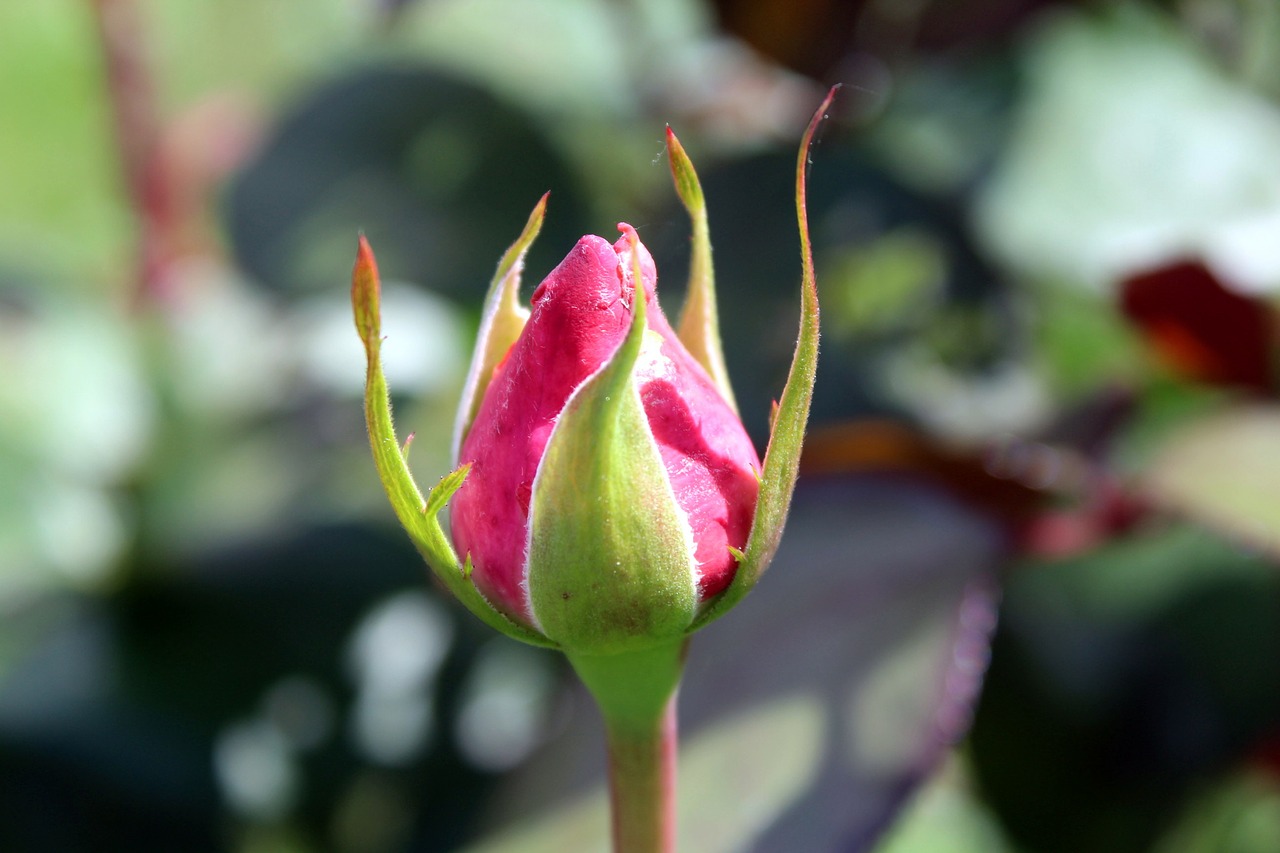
352,236 -> 556,649
424,462 -> 470,518
690,87 -> 840,632
666,126 -> 737,413
526,226 -> 698,654
452,193 -> 547,459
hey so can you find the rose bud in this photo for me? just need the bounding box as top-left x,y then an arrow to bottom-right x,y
355,92 -> 837,852
449,225 -> 760,652
353,89 -> 834,653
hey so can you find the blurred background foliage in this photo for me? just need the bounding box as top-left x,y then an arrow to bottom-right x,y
2,0 -> 1280,851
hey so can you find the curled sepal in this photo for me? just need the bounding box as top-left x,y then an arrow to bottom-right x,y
527,226 -> 698,654
667,127 -> 737,414
352,236 -> 556,648
690,86 -> 839,632
452,193 -> 548,461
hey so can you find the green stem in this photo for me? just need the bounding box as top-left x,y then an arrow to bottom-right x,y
567,641 -> 686,853
604,694 -> 677,853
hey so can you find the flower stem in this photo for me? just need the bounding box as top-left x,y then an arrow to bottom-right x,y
90,0 -> 173,306
567,641 -> 686,853
604,694 -> 678,853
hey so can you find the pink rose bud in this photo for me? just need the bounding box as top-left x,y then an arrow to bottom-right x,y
355,90 -> 834,652
450,228 -> 760,651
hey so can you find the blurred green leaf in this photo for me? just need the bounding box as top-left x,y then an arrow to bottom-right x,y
1154,770 -> 1280,853
824,228 -> 945,341
1030,280 -> 1146,394
0,2 -> 125,289
873,756 -> 1015,853
0,1 -> 359,291
1144,404 -> 1280,557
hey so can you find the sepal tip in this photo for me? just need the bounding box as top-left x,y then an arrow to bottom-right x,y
452,195 -> 548,459
352,234 -> 382,351
688,87 -> 836,633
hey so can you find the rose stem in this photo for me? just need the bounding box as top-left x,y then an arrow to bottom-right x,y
90,0 -> 174,307
568,641 -> 687,853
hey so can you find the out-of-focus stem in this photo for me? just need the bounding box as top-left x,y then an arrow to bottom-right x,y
90,0 -> 172,304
